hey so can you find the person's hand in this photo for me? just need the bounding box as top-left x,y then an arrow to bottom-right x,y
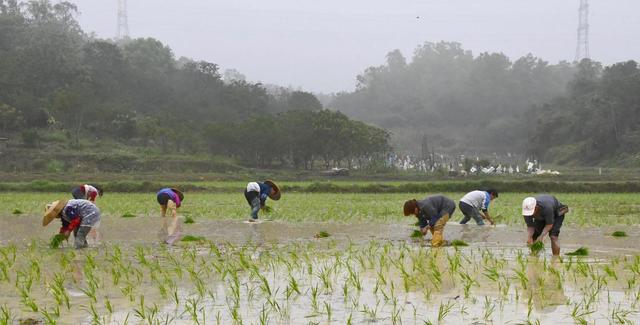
62,231 -> 71,240
421,226 -> 430,235
526,237 -> 534,245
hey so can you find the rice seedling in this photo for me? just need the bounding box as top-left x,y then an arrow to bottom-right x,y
566,247 -> 589,256
49,272 -> 70,310
181,235 -> 206,242
437,300 -> 454,322
11,208 -> 22,215
0,304 -> 12,324
360,302 -> 380,321
483,296 -> 495,321
450,239 -> 468,247
410,230 -> 423,238
529,241 -> 544,254
40,306 -> 58,324
184,215 -> 196,224
324,301 -> 332,321
83,301 -> 102,325
49,234 -> 65,249
121,212 -> 137,218
314,231 -> 330,238
611,231 -> 627,237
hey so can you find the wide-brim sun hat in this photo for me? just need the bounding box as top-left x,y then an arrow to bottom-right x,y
171,188 -> 184,201
43,200 -> 67,226
522,197 -> 537,216
264,180 -> 281,200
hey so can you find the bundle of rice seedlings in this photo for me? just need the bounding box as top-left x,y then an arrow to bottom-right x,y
612,231 -> 627,237
315,231 -> 330,238
450,239 -> 469,247
530,241 -> 544,254
50,234 -> 65,248
566,247 -> 589,256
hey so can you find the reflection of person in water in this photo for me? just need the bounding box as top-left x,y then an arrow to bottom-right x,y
525,256 -> 566,312
245,222 -> 265,245
458,223 -> 490,243
156,188 -> 184,245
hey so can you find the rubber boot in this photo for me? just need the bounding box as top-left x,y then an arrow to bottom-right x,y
431,213 -> 450,247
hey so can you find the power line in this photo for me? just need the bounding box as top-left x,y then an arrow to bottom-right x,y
575,0 -> 590,62
116,0 -> 129,39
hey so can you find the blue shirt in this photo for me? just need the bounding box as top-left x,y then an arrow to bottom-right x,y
258,182 -> 273,204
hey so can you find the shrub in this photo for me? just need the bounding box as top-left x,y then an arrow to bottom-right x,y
46,160 -> 65,173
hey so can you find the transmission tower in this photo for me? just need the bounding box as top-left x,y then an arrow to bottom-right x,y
116,0 -> 129,39
575,0 -> 590,62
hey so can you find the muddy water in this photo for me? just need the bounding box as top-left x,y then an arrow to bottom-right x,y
2,214 -> 639,255
1,214 -> 640,324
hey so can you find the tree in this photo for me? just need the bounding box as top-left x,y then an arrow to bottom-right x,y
286,91 -> 322,111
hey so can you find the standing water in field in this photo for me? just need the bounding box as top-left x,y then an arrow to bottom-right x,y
1,213 -> 640,323
0,240 -> 639,324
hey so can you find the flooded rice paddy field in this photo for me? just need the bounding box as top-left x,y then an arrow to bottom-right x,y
1,192 -> 640,324
2,192 -> 640,226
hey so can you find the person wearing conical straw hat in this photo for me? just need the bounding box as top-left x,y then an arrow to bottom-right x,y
43,199 -> 101,249
156,188 -> 184,245
244,180 -> 280,222
522,194 -> 569,256
404,194 -> 456,247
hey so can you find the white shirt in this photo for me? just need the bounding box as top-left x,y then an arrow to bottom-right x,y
460,190 -> 491,210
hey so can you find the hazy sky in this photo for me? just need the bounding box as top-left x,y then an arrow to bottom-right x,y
71,0 -> 640,93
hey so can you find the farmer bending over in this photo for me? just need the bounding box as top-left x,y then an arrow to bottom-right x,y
43,199 -> 101,249
522,194 -> 569,256
244,180 -> 280,222
71,184 -> 103,202
459,189 -> 498,225
157,188 -> 184,244
404,194 -> 456,247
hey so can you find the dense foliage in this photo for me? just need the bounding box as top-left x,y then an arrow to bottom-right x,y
528,59 -> 640,166
0,0 -> 390,169
331,42 -> 576,154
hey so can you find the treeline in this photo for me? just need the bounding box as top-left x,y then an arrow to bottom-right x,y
330,42 -> 576,154
0,0 -> 390,168
4,179 -> 640,193
528,59 -> 640,166
205,109 -> 390,168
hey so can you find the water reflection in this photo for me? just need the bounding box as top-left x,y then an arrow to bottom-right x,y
526,256 -> 567,312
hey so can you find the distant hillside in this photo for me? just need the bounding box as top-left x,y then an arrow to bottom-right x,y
330,42 -> 576,155
0,1 -> 390,171
528,59 -> 640,167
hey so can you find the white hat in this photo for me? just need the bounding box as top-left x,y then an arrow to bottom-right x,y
522,197 -> 537,216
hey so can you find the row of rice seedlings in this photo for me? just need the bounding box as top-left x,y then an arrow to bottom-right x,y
1,237 -> 639,323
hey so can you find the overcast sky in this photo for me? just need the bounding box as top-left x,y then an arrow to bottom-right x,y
70,0 -> 640,93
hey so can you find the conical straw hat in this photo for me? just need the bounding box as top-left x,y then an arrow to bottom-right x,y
264,180 -> 281,200
42,200 -> 67,226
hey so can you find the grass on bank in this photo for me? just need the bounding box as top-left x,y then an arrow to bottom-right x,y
2,192 -> 640,227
